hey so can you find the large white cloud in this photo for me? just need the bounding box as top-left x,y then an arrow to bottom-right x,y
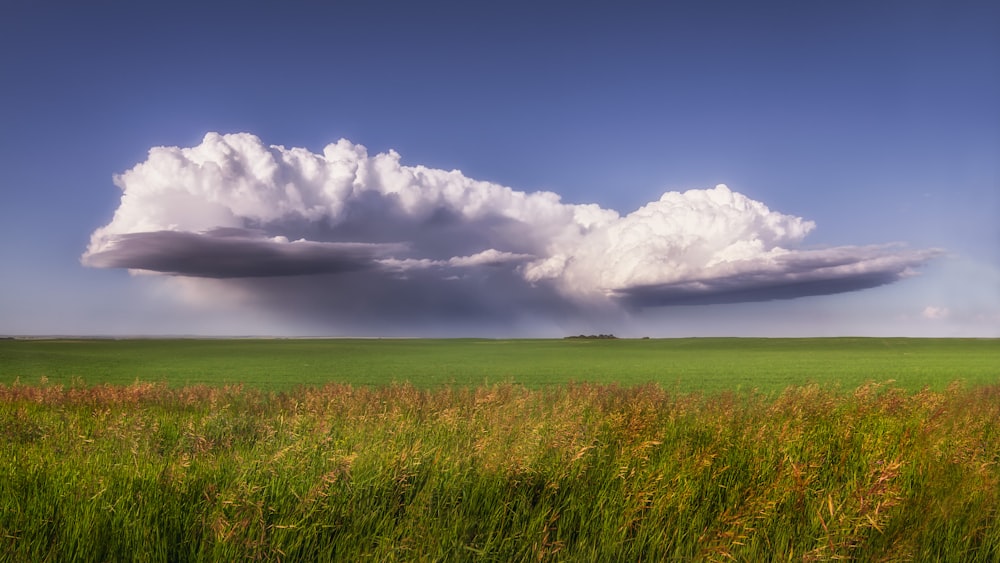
83,132 -> 940,330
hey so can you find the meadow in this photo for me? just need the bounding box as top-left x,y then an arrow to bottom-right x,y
2,338 -> 999,561
2,337 -> 998,392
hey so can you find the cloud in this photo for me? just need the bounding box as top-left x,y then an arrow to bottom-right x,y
84,228 -> 400,278
83,132 -> 941,332
615,245 -> 940,307
921,306 -> 950,320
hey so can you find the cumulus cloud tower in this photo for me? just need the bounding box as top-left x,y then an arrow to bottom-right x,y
83,132 -> 940,327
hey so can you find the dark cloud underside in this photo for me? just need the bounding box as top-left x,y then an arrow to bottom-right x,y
83,230 -> 395,278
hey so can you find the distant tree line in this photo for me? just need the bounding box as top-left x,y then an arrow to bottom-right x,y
564,334 -> 618,340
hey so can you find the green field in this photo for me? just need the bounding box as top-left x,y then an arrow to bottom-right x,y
2,337 -> 998,392
3,338 -> 1000,560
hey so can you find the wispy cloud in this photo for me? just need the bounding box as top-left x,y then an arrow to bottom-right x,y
921,306 -> 950,320
82,133 -> 941,331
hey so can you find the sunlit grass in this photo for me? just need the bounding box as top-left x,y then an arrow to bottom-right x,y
3,379 -> 1000,560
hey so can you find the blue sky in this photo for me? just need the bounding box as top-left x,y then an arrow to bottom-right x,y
1,0 -> 997,337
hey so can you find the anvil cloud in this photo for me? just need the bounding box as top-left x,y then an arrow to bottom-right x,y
83,133 -> 940,330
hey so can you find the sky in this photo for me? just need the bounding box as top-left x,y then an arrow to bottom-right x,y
1,0 -> 998,337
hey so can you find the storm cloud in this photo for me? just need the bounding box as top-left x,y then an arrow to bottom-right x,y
84,228 -> 399,278
82,132 -> 940,331
614,245 -> 935,307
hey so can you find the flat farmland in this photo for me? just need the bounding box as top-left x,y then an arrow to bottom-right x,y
4,337 -> 1000,560
1,337 -> 997,393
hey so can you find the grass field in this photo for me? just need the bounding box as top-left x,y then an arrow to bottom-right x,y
2,338 -> 1000,560
2,337 -> 999,393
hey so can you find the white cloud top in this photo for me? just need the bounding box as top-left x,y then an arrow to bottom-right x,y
83,133 -> 940,329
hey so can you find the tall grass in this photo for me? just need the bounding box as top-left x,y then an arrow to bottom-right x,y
2,379 -> 999,561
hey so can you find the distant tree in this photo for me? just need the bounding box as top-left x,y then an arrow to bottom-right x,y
564,334 -> 618,340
